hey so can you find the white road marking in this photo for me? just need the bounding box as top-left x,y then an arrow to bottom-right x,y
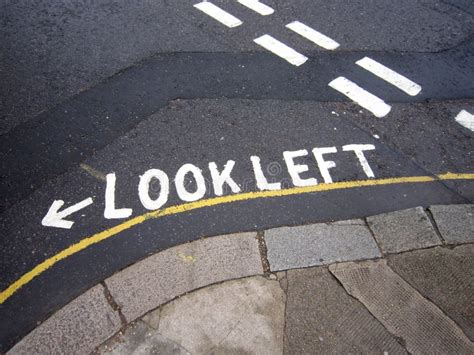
104,173 -> 133,219
286,21 -> 340,50
175,164 -> 207,202
254,34 -> 308,66
42,197 -> 93,229
328,77 -> 392,118
312,147 -> 337,183
251,156 -> 282,190
455,110 -> 474,131
283,150 -> 318,187
194,2 -> 243,28
356,57 -> 422,96
209,160 -> 241,196
40,143 -> 380,230
237,0 -> 274,16
343,144 -> 376,178
139,169 -> 170,210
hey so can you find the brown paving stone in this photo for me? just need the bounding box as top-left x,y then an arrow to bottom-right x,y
330,260 -> 474,354
388,244 -> 474,341
284,267 -> 406,354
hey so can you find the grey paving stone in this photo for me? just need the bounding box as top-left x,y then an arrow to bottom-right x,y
429,204 -> 474,244
142,309 -> 161,330
367,207 -> 441,254
265,220 -> 381,271
285,267 -> 406,354
332,219 -> 366,226
8,284 -> 121,355
389,245 -> 474,341
99,321 -> 189,355
102,276 -> 285,354
330,260 -> 474,354
105,232 -> 263,322
156,276 -> 285,355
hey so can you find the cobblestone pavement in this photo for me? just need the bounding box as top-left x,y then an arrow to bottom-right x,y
8,205 -> 474,354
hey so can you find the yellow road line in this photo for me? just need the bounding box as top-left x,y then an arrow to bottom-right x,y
1,172 -> 473,304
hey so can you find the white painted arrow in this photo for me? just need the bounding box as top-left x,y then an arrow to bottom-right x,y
41,197 -> 93,229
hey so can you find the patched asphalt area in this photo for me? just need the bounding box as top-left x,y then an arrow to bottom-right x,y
2,0 -> 473,134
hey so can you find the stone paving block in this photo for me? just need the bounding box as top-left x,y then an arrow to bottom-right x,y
99,321 -> 189,355
389,244 -> 474,341
156,276 -> 285,354
265,220 -> 381,271
105,232 -> 263,322
330,260 -> 474,354
102,276 -> 285,354
429,204 -> 474,244
367,207 -> 441,254
8,284 -> 121,355
285,267 -> 406,354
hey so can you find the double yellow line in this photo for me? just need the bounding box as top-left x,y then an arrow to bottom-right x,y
1,172 -> 473,304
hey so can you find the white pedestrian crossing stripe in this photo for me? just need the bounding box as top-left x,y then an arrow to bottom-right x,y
254,34 -> 308,66
455,110 -> 474,132
286,21 -> 340,50
193,3 -> 423,118
237,0 -> 274,16
194,2 -> 243,28
356,57 -> 422,96
329,77 -> 392,118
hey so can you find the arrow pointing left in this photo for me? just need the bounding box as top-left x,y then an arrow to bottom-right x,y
41,197 -> 94,229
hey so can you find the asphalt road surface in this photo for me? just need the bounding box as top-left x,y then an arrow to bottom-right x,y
1,0 -> 473,351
